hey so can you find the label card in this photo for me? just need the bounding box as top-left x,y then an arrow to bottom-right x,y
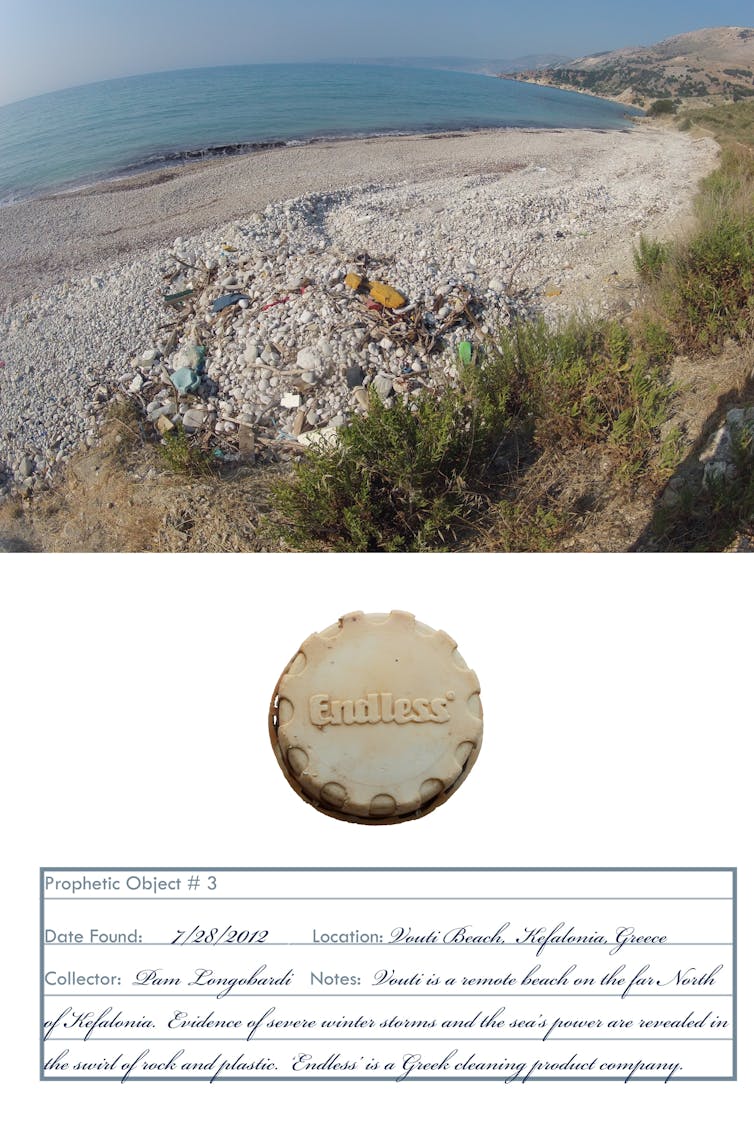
41,867 -> 735,1083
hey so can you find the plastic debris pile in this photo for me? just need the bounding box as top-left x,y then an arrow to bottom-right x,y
122,235 -> 525,467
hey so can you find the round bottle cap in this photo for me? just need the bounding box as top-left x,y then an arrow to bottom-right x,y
269,610 -> 483,824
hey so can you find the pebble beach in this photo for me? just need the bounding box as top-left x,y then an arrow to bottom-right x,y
0,123 -> 718,494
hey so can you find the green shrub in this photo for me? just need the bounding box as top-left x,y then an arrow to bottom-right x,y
634,235 -> 669,282
160,425 -> 213,476
676,103 -> 754,148
490,499 -> 568,552
633,317 -> 675,366
648,99 -> 676,116
653,212 -> 754,351
635,145 -> 754,352
272,316 -> 674,551
272,375 -> 514,551
494,317 -> 672,465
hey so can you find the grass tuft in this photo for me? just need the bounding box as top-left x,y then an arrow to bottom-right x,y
635,146 -> 754,353
160,425 -> 213,477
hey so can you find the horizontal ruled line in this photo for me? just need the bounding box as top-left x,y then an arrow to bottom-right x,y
43,896 -> 733,901
42,941 -> 733,946
43,992 -> 733,998
42,1036 -> 733,1042
39,1074 -> 736,1083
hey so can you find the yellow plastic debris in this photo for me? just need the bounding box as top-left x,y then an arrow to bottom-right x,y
344,273 -> 407,309
368,280 -> 407,309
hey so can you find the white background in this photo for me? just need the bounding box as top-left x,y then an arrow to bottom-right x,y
2,553 -> 750,1128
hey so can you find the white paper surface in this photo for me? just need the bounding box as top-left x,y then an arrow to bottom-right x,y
3,554 -> 751,1127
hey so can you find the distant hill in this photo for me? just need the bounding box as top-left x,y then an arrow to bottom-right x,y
505,27 -> 754,107
335,55 -> 571,76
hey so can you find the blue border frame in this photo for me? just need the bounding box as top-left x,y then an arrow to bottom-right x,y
40,867 -> 737,1083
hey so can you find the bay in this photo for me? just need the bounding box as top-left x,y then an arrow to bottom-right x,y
0,63 -> 639,204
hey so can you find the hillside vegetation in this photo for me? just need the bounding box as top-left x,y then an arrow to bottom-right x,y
506,27 -> 754,108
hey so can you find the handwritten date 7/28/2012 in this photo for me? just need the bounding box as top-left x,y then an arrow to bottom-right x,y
172,927 -> 269,945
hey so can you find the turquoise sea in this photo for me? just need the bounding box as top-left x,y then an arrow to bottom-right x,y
0,63 -> 639,205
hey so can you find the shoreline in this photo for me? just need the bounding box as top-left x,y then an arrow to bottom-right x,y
0,124 -> 642,305
2,123 -> 596,211
0,122 -> 719,495
2,107 -> 639,211
504,74 -> 643,108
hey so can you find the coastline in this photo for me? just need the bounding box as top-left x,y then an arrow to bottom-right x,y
504,74 -> 641,109
0,122 -> 718,495
1,124 -> 648,305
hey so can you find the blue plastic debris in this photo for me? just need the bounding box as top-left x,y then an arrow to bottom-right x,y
169,367 -> 201,394
211,293 -> 249,313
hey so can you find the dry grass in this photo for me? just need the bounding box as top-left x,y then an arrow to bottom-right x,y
0,403 -> 283,553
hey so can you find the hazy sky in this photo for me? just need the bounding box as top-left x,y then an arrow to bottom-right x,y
1,0 -> 753,106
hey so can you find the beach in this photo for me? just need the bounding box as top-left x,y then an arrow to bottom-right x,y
0,123 -> 718,492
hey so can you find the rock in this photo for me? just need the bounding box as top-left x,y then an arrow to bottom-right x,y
156,415 -> 175,435
140,348 -> 160,364
704,460 -> 737,486
172,344 -> 205,371
19,455 -> 35,478
289,373 -> 314,394
372,374 -> 394,401
297,423 -> 340,448
353,387 -> 369,411
700,425 -> 729,466
700,408 -> 754,487
260,345 -> 280,366
182,408 -> 207,432
129,374 -> 144,393
296,347 -> 321,372
488,277 -> 505,294
281,392 -> 302,409
147,405 -> 175,423
345,364 -> 365,388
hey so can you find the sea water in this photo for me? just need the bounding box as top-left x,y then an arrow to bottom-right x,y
0,63 -> 639,204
